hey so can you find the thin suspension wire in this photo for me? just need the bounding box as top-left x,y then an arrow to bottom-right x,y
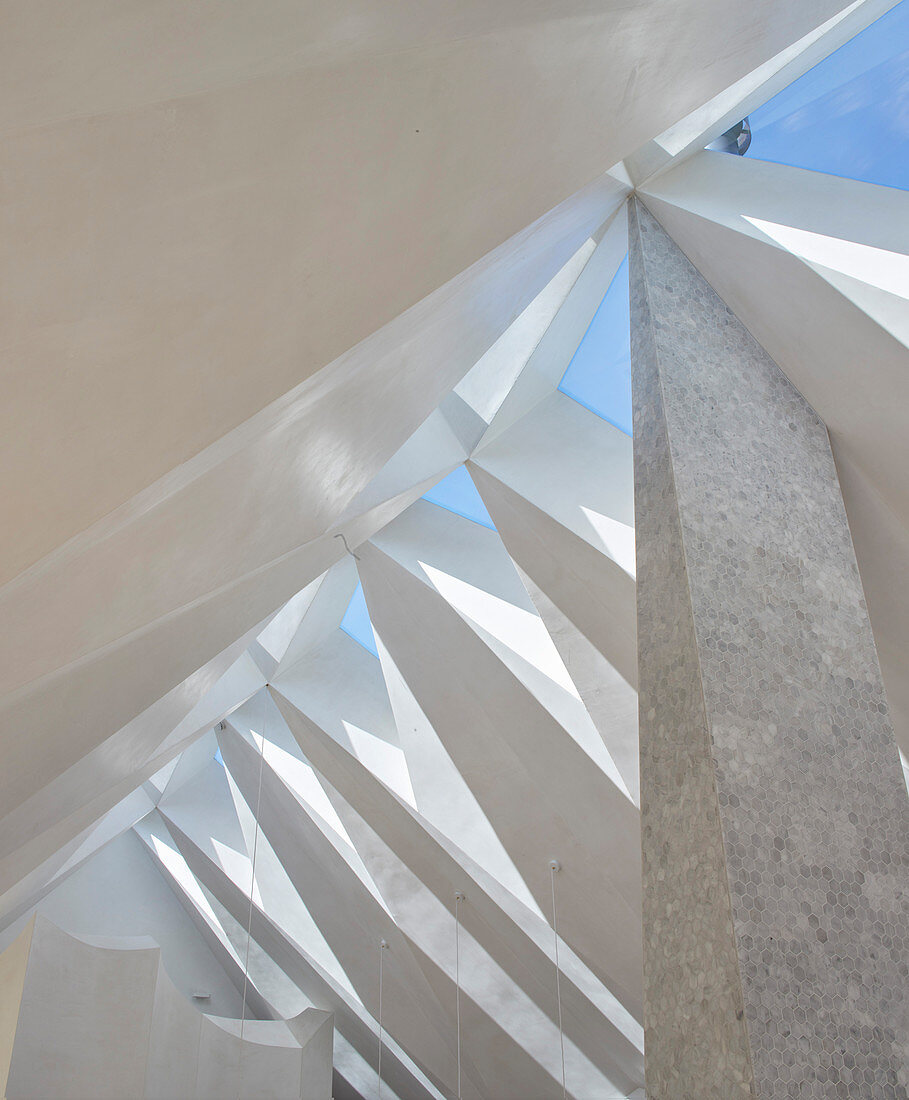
237,686 -> 269,1096
550,861 -> 567,1100
455,892 -> 464,1099
378,940 -> 388,1099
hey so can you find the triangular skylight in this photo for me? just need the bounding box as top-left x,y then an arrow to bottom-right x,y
558,254 -> 632,434
340,581 -> 378,657
422,465 -> 495,529
743,0 -> 909,190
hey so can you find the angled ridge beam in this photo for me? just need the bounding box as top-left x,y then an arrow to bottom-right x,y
161,814 -> 442,1100
356,541 -> 642,1015
468,463 -> 637,690
217,721 -> 484,1100
271,686 -> 645,1091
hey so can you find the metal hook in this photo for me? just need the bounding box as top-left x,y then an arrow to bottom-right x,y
333,532 -> 360,560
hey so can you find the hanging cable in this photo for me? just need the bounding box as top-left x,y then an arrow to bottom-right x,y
454,891 -> 465,1099
549,860 -> 567,1100
378,939 -> 389,1099
333,532 -> 360,560
237,687 -> 269,1098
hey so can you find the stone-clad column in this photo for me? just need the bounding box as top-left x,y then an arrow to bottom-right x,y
629,197 -> 909,1099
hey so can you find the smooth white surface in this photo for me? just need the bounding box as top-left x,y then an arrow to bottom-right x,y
1,5 -> 903,1096
1,917 -> 332,1099
0,832 -> 244,1018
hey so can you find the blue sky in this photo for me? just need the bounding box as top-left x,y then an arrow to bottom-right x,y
747,0 -> 909,190
558,254 -> 633,435
340,582 -> 378,656
422,466 -> 496,528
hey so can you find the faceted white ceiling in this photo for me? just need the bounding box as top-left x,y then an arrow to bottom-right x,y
1,2 -> 908,1097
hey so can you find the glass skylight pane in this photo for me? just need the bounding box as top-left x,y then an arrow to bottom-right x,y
214,747 -> 224,766
422,466 -> 495,529
745,0 -> 909,190
340,582 -> 378,656
558,254 -> 632,435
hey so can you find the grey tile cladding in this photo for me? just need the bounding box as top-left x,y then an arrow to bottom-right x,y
629,197 -> 909,1100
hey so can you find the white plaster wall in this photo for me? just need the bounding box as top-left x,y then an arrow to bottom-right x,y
1,918 -> 333,1100
0,831 -> 243,1017
6,919 -> 159,1100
